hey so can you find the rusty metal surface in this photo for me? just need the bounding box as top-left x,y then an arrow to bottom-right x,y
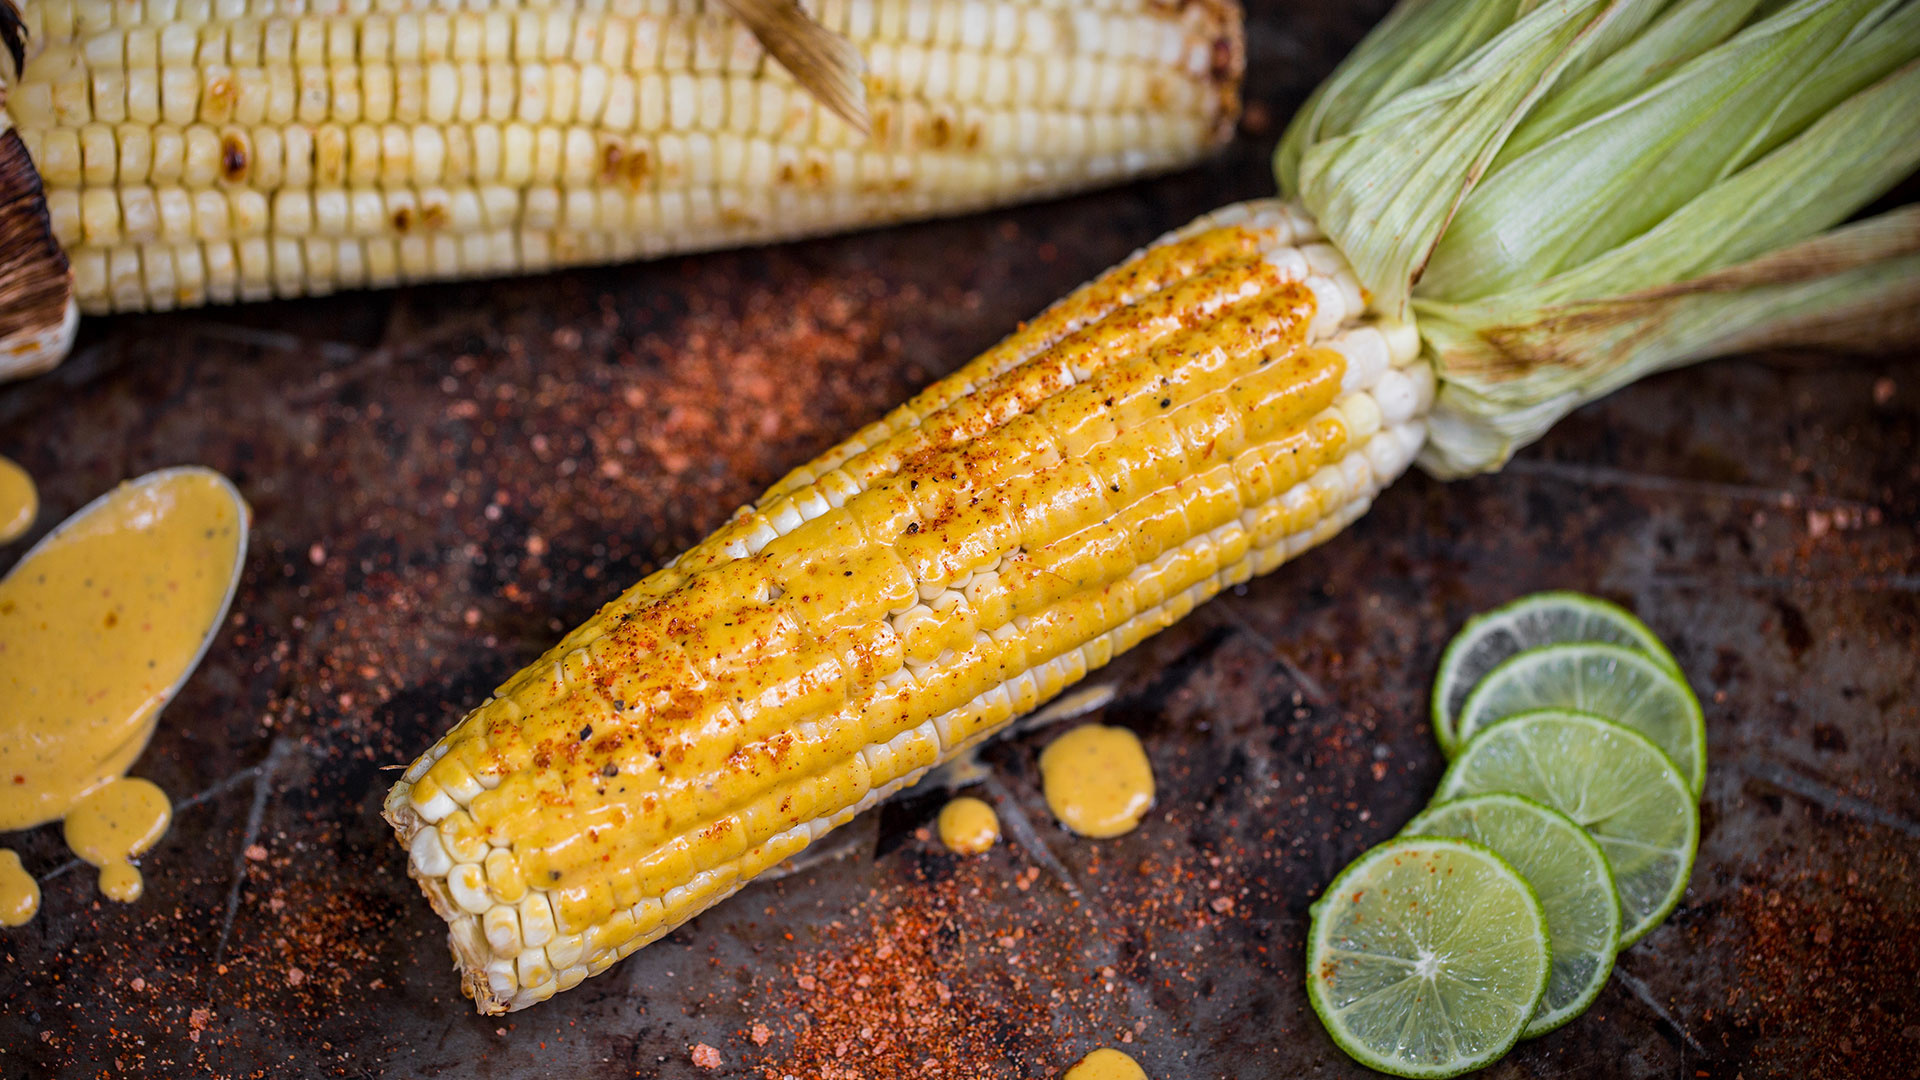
2,3 -> 1917,1077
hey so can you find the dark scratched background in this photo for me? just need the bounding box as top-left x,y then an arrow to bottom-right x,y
2,1 -> 1917,1076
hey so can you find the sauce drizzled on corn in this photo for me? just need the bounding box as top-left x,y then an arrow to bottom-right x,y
1040,725 -> 1155,839
0,468 -> 246,924
386,198 -> 1433,1012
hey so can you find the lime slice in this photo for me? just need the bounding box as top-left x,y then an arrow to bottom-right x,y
1432,592 -> 1678,755
1307,837 -> 1550,1078
1404,793 -> 1621,1038
1436,711 -> 1699,946
1454,643 -> 1705,795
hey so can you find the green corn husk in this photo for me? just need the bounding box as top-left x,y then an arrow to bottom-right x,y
1278,0 -> 1920,476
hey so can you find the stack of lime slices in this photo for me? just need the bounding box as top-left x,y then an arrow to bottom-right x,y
1307,593 -> 1704,1077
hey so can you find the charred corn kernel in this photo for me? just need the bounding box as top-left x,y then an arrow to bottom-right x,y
7,0 -> 1244,317
384,197 -> 1431,1013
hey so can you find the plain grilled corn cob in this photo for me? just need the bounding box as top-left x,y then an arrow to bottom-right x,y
384,196 -> 1431,1012
0,0 -> 1241,344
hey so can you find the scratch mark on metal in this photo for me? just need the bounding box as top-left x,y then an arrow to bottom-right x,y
183,320 -> 364,365
1745,759 -> 1920,838
210,738 -> 297,979
175,762 -> 272,814
38,857 -> 84,883
984,775 -> 1084,903
1639,572 -> 1920,593
1219,605 -> 1332,706
1615,967 -> 1709,1058
40,759 -> 274,884
1504,459 -> 1881,514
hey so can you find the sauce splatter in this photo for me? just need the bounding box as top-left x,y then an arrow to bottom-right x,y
1063,1047 -> 1148,1079
0,455 -> 34,544
0,850 -> 38,926
1039,725 -> 1155,839
936,796 -> 1000,855
0,467 -> 247,922
64,777 -> 172,903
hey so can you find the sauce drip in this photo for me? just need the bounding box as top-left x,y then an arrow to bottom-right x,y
1063,1048 -> 1148,1079
1039,725 -> 1155,839
0,467 -> 247,924
0,850 -> 38,926
64,777 -> 172,903
0,455 -> 34,544
936,796 -> 1000,855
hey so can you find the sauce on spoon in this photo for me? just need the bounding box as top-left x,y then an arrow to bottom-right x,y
0,467 -> 247,922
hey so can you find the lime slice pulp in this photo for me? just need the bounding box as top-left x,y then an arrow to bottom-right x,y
1436,710 -> 1699,945
1431,591 -> 1679,755
1307,837 -> 1551,1077
1404,792 -> 1621,1037
1454,643 -> 1706,796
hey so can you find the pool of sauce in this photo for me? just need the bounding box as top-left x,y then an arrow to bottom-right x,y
936,796 -> 1001,855
1039,725 -> 1156,839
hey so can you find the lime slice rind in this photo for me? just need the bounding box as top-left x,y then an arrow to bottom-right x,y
1454,643 -> 1706,796
1403,792 -> 1622,1038
1431,592 -> 1679,756
1436,710 -> 1699,947
1307,837 -> 1551,1078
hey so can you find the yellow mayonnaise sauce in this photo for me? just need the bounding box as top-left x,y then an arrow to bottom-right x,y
0,849 -> 39,926
0,467 -> 247,922
65,777 -> 172,902
1039,725 -> 1155,839
936,796 -> 1000,855
0,456 -> 35,544
1063,1047 -> 1148,1080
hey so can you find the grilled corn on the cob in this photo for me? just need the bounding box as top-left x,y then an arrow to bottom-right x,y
383,0 -> 1920,1017
385,196 -> 1429,1012
0,0 -> 1241,367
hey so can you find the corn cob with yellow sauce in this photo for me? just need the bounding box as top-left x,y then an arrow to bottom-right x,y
380,0 -> 1920,1015
384,197 -> 1430,1012
0,0 -> 1241,371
